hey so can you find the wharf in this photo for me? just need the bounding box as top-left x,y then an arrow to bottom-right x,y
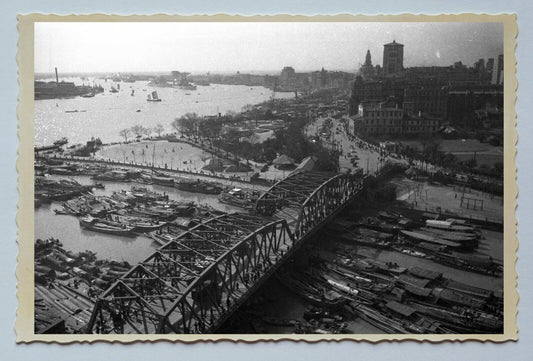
37,154 -> 270,192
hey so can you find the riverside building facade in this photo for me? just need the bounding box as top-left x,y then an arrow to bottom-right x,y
349,100 -> 439,136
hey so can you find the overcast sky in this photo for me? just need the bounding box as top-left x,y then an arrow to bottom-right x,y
35,22 -> 503,74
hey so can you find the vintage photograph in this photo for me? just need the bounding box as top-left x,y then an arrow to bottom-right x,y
18,15 -> 516,341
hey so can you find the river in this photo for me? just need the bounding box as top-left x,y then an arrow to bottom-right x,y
35,175 -> 243,264
35,78 -> 294,146
35,79 -> 293,262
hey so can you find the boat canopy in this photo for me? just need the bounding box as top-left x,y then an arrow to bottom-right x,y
386,301 -> 416,318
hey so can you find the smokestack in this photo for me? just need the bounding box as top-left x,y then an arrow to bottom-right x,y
55,67 -> 59,85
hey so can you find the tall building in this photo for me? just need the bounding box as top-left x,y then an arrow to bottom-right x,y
365,49 -> 372,66
496,54 -> 504,85
474,58 -> 486,72
383,40 -> 404,75
310,67 -> 328,89
280,66 -> 296,87
360,50 -> 375,79
486,58 -> 495,80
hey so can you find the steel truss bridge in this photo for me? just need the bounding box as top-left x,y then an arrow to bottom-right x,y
87,171 -> 364,334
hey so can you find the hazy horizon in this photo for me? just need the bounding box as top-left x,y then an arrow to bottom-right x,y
35,22 -> 503,74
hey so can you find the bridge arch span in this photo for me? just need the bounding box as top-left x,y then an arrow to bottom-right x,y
88,171 -> 364,334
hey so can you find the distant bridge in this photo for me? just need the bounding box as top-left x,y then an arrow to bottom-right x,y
87,170 -> 365,334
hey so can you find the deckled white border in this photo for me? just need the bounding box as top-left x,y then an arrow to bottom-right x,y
16,13 -> 518,343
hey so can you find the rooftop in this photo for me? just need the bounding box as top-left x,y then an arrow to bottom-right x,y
384,40 -> 404,47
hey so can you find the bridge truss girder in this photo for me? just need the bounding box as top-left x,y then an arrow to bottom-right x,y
87,214 -> 294,334
295,173 -> 364,237
87,171 -> 364,334
255,171 -> 363,237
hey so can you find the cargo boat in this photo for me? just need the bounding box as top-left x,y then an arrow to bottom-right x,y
408,301 -> 503,333
79,216 -> 135,237
218,188 -> 257,209
176,180 -> 222,195
276,271 -> 348,310
105,214 -> 167,232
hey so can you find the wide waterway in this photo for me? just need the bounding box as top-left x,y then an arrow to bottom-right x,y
34,78 -> 294,262
35,78 -> 294,146
35,175 -> 242,264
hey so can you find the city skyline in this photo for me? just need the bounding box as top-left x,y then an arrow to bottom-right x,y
35,22 -> 503,74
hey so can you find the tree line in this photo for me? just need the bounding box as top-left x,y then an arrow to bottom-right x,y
119,124 -> 165,142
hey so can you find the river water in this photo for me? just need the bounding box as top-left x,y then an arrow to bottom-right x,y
35,78 -> 294,146
35,175 -> 244,264
34,79 -> 294,262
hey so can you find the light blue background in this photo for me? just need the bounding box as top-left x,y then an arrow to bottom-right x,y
1,1 -> 531,360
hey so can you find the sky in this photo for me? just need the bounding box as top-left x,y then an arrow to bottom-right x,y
34,22 -> 504,74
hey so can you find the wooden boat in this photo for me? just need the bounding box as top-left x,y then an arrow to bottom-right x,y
105,214 -> 166,232
276,271 -> 348,309
419,227 -> 477,241
218,188 -> 256,209
130,186 -> 169,202
431,287 -> 486,309
400,230 -> 462,249
408,301 -> 503,333
425,220 -> 476,233
177,180 -> 223,195
391,245 -> 430,259
79,216 -> 135,236
339,232 -> 392,249
382,301 -> 453,334
365,259 -> 406,275
432,252 -> 502,277
319,271 -> 380,304
348,302 -> 410,334
151,175 -> 174,186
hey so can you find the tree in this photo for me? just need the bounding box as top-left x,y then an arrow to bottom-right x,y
241,104 -> 254,113
154,124 -> 165,137
171,112 -> 199,136
198,118 -> 223,142
131,125 -> 150,139
119,128 -> 131,142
